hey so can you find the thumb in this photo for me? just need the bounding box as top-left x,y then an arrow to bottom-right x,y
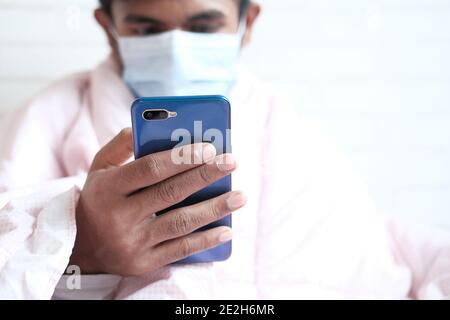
90,128 -> 134,172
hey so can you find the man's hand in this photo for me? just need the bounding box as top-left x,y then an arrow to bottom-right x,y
69,128 -> 246,276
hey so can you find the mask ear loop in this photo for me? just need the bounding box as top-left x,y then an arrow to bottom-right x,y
237,19 -> 247,39
108,18 -> 120,41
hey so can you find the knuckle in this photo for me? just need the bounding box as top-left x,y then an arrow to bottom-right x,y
208,199 -> 224,219
156,182 -> 181,204
169,213 -> 191,235
177,238 -> 194,258
122,156 -> 163,186
199,235 -> 211,251
144,156 -> 163,179
197,166 -> 213,184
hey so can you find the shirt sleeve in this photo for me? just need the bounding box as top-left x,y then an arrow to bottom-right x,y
0,86 -> 84,299
0,177 -> 82,299
254,100 -> 413,299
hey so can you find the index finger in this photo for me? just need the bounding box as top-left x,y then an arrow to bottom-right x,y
113,143 -> 217,194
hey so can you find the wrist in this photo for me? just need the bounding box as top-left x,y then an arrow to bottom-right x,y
69,246 -> 100,275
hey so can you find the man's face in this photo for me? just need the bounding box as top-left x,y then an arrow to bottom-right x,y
110,0 -> 241,36
95,0 -> 260,70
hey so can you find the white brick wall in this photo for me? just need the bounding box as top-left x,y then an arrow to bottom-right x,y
1,0 -> 449,227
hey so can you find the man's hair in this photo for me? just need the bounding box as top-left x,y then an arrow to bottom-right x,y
99,0 -> 250,19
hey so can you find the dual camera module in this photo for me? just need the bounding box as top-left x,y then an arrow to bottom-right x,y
142,109 -> 177,121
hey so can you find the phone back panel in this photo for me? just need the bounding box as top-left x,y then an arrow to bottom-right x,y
131,95 -> 232,263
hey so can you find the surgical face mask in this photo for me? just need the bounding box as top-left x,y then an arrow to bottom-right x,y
115,28 -> 244,97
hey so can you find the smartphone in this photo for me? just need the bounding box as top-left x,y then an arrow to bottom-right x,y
131,95 -> 232,263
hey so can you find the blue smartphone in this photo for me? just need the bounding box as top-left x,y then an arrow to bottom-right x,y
131,95 -> 232,263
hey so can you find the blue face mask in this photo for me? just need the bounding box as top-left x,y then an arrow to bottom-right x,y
116,29 -> 243,97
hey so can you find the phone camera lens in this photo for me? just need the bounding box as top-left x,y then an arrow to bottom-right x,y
158,111 -> 168,120
143,110 -> 169,121
143,110 -> 154,120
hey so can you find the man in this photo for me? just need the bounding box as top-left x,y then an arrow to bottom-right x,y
0,0 -> 448,299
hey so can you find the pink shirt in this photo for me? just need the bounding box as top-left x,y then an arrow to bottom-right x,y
0,57 -> 448,299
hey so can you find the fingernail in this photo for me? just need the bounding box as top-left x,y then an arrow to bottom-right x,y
194,144 -> 216,163
202,144 -> 216,162
216,154 -> 237,172
226,192 -> 247,210
219,229 -> 233,243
